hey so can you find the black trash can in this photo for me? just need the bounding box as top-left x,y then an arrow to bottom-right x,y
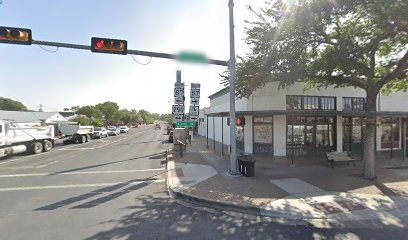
241,159 -> 255,177
238,156 -> 244,174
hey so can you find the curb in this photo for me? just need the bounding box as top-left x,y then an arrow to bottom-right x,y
166,149 -> 408,229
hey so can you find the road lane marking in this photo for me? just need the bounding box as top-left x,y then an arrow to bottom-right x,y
0,129 -> 150,166
0,168 -> 166,178
59,147 -> 95,150
0,179 -> 165,192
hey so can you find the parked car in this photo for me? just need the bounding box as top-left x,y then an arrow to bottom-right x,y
168,130 -> 174,143
119,126 -> 129,133
107,126 -> 120,136
93,127 -> 108,139
155,124 -> 161,129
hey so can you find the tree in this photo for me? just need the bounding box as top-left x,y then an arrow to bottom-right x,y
0,97 -> 27,111
72,115 -> 89,126
70,106 -> 80,112
225,0 -> 408,179
77,105 -> 103,119
92,119 -> 104,127
96,102 -> 121,126
138,109 -> 155,124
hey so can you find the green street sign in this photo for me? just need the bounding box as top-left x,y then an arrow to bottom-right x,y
177,51 -> 207,64
176,121 -> 196,127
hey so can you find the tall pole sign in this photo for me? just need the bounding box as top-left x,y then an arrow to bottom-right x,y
189,83 -> 200,122
172,70 -> 184,123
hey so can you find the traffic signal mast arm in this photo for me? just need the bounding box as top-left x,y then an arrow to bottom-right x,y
32,40 -> 228,66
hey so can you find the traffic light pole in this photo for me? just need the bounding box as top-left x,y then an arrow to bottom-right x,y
228,0 -> 240,176
32,40 -> 228,67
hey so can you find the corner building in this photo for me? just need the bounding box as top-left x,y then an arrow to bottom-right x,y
198,82 -> 408,159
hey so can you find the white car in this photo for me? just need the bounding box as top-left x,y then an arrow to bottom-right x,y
107,127 -> 120,136
119,126 -> 129,133
93,127 -> 108,139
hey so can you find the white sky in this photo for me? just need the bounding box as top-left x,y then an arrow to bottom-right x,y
0,0 -> 266,113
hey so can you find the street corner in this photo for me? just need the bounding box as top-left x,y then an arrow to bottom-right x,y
166,159 -> 217,193
260,178 -> 408,229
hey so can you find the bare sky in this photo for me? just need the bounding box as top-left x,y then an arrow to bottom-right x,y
0,0 -> 265,113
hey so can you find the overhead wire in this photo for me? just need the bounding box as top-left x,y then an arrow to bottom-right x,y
130,54 -> 152,65
37,44 -> 59,53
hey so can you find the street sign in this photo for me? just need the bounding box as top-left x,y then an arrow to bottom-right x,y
189,116 -> 198,122
175,96 -> 184,104
190,88 -> 200,98
189,106 -> 199,116
172,105 -> 185,115
174,82 -> 184,87
191,83 -> 201,89
173,114 -> 183,122
174,88 -> 184,97
190,98 -> 199,105
178,52 -> 207,64
176,121 -> 196,127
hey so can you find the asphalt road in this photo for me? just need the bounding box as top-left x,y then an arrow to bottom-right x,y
0,126 -> 406,240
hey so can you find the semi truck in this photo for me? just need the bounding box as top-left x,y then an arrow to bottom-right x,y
0,120 -> 55,158
58,123 -> 94,144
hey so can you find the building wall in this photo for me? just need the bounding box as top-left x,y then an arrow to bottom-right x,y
244,115 -> 253,154
45,113 -> 67,124
273,115 -> 287,156
379,91 -> 408,112
249,82 -> 366,111
204,82 -> 408,157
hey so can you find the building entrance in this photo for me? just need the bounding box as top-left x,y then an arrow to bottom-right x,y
287,116 -> 335,156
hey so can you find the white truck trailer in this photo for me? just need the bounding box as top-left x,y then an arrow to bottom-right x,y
0,120 -> 55,158
58,123 -> 94,144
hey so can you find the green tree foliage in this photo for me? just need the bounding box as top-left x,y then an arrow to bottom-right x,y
72,115 -> 89,126
77,105 -> 103,119
225,0 -> 408,179
0,97 -> 27,111
96,101 -> 121,126
160,113 -> 173,125
138,109 -> 155,124
92,118 -> 104,127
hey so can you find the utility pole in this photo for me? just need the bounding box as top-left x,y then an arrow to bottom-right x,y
228,0 -> 239,175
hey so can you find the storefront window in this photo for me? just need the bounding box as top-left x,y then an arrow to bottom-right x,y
253,117 -> 273,154
343,97 -> 366,111
287,116 -> 335,155
381,117 -> 400,149
286,95 -> 336,110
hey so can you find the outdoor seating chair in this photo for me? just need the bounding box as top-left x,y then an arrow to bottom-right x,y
326,151 -> 356,168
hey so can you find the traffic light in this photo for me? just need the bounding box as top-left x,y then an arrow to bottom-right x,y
0,26 -> 32,45
227,117 -> 245,126
91,37 -> 127,55
236,117 -> 245,126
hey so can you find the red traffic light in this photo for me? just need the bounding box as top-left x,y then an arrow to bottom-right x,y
91,37 -> 127,55
227,117 -> 245,126
0,26 -> 32,45
95,40 -> 103,49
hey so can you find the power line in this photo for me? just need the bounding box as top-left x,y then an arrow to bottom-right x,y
37,44 -> 59,53
130,54 -> 152,65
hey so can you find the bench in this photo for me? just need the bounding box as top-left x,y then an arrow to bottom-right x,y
326,152 -> 356,168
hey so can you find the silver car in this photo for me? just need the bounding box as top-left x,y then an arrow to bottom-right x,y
93,127 -> 108,139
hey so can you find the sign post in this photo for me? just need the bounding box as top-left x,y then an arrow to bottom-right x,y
172,70 -> 185,124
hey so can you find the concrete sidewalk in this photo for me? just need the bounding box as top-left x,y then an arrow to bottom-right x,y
166,135 -> 408,229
